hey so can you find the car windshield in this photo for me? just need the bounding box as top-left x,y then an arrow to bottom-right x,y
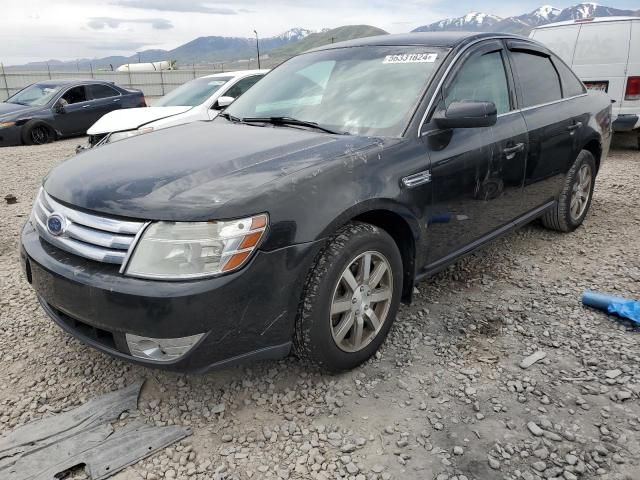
7,84 -> 63,106
225,46 -> 448,136
155,76 -> 232,107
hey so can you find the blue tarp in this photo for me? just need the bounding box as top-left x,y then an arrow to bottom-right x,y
582,290 -> 640,324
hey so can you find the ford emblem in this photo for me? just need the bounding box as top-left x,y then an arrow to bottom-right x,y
46,213 -> 66,236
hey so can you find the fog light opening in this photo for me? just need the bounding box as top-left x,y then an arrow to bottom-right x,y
125,333 -> 204,362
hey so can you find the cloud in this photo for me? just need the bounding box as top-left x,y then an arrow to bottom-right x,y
88,40 -> 154,51
87,17 -> 173,30
111,0 -> 237,15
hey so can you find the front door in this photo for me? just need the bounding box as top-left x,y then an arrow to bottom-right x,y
52,86 -> 93,136
421,41 -> 528,266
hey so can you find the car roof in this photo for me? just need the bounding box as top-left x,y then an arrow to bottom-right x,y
308,32 -> 530,52
34,79 -> 116,88
201,69 -> 270,79
534,16 -> 639,29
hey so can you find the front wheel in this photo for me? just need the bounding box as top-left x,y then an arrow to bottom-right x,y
542,150 -> 596,232
22,121 -> 53,145
294,222 -> 403,371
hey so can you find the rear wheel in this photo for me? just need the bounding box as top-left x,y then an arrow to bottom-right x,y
294,222 -> 403,371
542,149 -> 596,232
22,121 -> 53,145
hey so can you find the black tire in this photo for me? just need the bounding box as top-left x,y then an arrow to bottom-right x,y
21,121 -> 53,146
294,222 -> 403,371
542,149 -> 596,232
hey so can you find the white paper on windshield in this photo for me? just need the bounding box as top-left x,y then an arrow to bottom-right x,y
208,80 -> 227,86
383,53 -> 437,64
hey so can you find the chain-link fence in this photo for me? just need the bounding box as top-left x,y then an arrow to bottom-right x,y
0,65 -> 249,101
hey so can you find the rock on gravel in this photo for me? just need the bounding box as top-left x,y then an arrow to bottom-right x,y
519,350 -> 547,369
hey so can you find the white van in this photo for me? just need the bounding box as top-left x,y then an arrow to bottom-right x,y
531,17 -> 640,146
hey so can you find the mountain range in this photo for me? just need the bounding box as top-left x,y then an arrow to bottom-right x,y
8,3 -> 640,70
413,3 -> 639,35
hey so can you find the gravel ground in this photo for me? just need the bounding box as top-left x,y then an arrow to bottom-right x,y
0,133 -> 639,480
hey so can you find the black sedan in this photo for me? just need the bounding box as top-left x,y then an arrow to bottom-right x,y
21,32 -> 611,372
0,80 -> 146,146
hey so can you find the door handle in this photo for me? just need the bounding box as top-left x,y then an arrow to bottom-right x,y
113,98 -> 121,102
567,122 -> 583,132
82,105 -> 91,109
503,143 -> 525,159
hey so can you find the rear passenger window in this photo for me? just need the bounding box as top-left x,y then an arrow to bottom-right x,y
552,56 -> 586,98
443,50 -> 511,115
88,84 -> 119,99
511,51 -> 561,107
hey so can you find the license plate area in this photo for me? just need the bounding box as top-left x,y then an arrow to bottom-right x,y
584,81 -> 609,93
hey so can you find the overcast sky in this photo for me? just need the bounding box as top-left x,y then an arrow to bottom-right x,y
1,0 -> 638,65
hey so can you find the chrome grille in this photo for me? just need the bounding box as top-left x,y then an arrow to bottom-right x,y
31,188 -> 147,265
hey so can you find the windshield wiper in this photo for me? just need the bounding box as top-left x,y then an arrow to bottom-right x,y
218,112 -> 243,123
241,116 -> 347,135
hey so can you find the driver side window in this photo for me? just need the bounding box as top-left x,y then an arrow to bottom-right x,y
441,50 -> 511,115
60,86 -> 87,105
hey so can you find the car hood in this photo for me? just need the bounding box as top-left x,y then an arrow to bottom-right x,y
0,102 -> 38,120
87,106 -> 193,135
44,121 -> 379,221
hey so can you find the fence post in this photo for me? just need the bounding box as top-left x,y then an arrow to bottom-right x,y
0,63 -> 9,100
127,67 -> 132,90
90,63 -> 94,78
221,63 -> 224,73
160,69 -> 165,95
46,63 -> 52,79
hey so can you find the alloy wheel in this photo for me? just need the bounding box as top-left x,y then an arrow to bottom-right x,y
330,251 -> 393,353
570,163 -> 592,222
31,126 -> 48,145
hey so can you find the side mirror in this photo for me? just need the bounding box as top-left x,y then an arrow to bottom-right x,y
434,101 -> 497,129
214,96 -> 235,110
53,102 -> 66,114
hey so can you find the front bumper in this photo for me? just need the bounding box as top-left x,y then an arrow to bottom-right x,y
0,124 -> 22,146
20,221 -> 321,372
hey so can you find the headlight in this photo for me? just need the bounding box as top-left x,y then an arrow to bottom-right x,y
106,126 -> 154,144
0,121 -> 16,129
125,214 -> 268,279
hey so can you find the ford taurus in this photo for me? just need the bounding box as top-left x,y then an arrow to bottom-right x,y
20,32 -> 612,372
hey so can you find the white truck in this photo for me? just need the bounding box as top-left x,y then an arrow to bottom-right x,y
531,16 -> 640,148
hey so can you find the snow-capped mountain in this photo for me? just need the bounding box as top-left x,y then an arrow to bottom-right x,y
554,3 -> 634,21
413,11 -> 502,32
275,28 -> 314,42
413,3 -> 639,35
518,5 -> 562,25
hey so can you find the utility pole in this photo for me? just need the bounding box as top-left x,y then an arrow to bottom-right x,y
253,30 -> 261,69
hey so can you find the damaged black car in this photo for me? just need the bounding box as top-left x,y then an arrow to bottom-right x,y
20,32 -> 611,372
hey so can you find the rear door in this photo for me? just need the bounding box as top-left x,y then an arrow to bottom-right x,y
507,41 -> 581,208
87,83 -> 123,124
422,40 -> 528,265
572,21 -> 631,113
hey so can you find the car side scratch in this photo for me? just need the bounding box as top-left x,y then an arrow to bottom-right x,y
261,311 -> 286,335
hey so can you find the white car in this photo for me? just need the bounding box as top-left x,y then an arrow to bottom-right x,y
83,69 -> 268,148
531,17 -> 640,147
